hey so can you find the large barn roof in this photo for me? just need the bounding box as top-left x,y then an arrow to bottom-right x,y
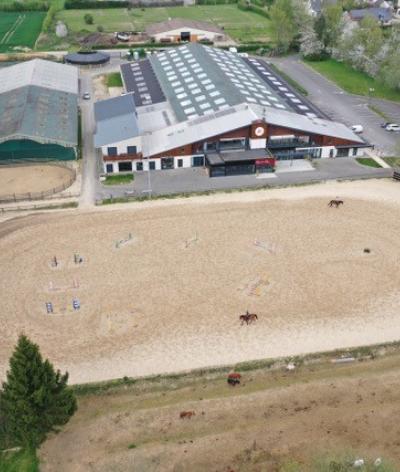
0,60 -> 78,147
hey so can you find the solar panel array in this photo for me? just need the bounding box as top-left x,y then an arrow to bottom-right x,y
151,45 -> 234,121
120,60 -> 165,107
245,57 -> 324,119
203,46 -> 287,111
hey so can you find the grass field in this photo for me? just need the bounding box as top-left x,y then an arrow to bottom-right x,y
304,58 -> 400,103
57,5 -> 272,42
0,12 -> 45,52
105,72 -> 123,88
0,449 -> 39,472
355,157 -> 382,168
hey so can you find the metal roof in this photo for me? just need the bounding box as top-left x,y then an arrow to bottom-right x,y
146,19 -> 224,35
0,59 -> 78,95
94,94 -> 139,147
349,7 -> 392,21
142,102 -> 363,157
148,44 -> 320,123
64,51 -> 110,65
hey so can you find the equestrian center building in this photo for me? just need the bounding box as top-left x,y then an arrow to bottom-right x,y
94,43 -> 369,177
0,59 -> 78,163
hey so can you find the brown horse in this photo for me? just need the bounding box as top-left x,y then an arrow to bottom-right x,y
328,199 -> 344,207
227,372 -> 241,386
240,311 -> 258,325
180,411 -> 195,419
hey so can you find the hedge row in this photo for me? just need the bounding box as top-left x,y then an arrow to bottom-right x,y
0,1 -> 48,11
237,1 -> 270,18
197,0 -> 238,4
65,0 -> 128,9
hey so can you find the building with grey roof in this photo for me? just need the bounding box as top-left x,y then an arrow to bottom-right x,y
145,19 -> 225,43
0,59 -> 78,162
348,7 -> 393,24
97,43 -> 371,176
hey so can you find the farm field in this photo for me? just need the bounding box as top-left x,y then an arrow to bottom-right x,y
57,4 -> 272,42
0,12 -> 45,52
39,353 -> 400,471
1,180 -> 400,386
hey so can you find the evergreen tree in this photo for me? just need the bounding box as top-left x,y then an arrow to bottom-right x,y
0,335 -> 77,448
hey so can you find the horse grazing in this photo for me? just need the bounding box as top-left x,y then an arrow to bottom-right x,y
180,411 -> 195,419
227,372 -> 241,386
240,311 -> 258,325
328,199 -> 344,208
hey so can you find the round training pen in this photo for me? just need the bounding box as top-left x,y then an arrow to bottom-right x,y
64,51 -> 111,67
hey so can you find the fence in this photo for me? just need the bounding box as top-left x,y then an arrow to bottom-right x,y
0,163 -> 77,204
393,170 -> 400,181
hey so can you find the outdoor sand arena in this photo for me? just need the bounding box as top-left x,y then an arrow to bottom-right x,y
0,164 -> 74,197
1,179 -> 400,384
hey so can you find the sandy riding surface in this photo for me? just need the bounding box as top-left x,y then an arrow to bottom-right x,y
0,164 -> 73,196
1,179 -> 400,383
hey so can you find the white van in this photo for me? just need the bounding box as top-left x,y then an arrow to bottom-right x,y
351,125 -> 364,134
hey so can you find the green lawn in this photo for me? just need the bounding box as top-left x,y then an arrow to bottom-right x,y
356,157 -> 382,168
57,5 -> 272,42
106,72 -> 123,88
0,12 -> 45,52
103,174 -> 134,185
382,157 -> 400,167
304,59 -> 400,103
0,449 -> 39,472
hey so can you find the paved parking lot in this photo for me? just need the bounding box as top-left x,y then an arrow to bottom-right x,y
97,158 -> 391,200
268,56 -> 400,156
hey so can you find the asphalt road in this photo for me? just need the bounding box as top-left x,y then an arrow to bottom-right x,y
267,56 -> 400,156
79,73 -> 98,207
97,158 -> 392,200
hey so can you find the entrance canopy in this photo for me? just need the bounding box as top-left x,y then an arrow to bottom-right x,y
207,149 -> 272,166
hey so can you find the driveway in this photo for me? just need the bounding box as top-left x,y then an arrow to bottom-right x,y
97,158 -> 391,200
267,56 -> 400,156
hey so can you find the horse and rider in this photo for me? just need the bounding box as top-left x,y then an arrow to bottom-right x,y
239,310 -> 258,325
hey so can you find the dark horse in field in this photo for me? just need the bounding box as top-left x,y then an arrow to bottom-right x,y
328,199 -> 344,208
240,311 -> 258,325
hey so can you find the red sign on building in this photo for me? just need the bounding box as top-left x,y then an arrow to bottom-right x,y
255,158 -> 275,167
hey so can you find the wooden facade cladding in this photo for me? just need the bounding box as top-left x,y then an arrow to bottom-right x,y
102,121 -> 361,161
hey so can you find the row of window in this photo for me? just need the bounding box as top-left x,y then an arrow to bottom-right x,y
107,146 -> 137,156
106,156 -> 205,173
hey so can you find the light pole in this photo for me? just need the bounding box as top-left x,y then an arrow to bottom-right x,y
368,87 -> 375,106
142,131 -> 152,199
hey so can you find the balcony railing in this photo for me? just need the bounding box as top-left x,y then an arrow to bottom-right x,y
267,138 -> 313,149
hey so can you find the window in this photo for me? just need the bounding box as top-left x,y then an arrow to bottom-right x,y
127,146 -> 137,154
107,147 -> 117,156
178,159 -> 183,168
352,148 -> 358,156
118,161 -> 132,172
106,164 -> 113,173
149,161 -> 156,170
136,161 -> 143,171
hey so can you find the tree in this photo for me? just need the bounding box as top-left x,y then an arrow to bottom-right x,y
0,335 -> 77,448
300,24 -> 324,60
269,0 -> 296,53
316,4 -> 343,49
84,13 -> 93,25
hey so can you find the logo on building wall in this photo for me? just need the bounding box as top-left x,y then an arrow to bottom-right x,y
254,126 -> 265,137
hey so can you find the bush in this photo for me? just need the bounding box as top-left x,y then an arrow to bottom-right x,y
0,1 -> 48,11
84,13 -> 93,24
65,0 -> 128,8
97,25 -> 103,32
237,1 -> 270,18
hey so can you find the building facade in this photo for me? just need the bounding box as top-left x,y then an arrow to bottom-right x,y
145,19 -> 225,43
95,44 -> 369,177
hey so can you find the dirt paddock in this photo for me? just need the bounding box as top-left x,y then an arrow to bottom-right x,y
1,179 -> 400,383
0,164 -> 74,197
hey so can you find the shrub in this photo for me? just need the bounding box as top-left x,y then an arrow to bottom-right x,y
84,13 -> 93,24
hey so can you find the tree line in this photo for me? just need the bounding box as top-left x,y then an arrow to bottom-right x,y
269,0 -> 400,91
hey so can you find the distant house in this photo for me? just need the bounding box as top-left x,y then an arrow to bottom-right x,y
308,0 -> 337,16
348,7 -> 393,25
145,19 -> 225,43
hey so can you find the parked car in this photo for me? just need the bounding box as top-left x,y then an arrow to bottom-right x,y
351,125 -> 364,134
82,92 -> 91,100
385,123 -> 400,132
380,122 -> 390,128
